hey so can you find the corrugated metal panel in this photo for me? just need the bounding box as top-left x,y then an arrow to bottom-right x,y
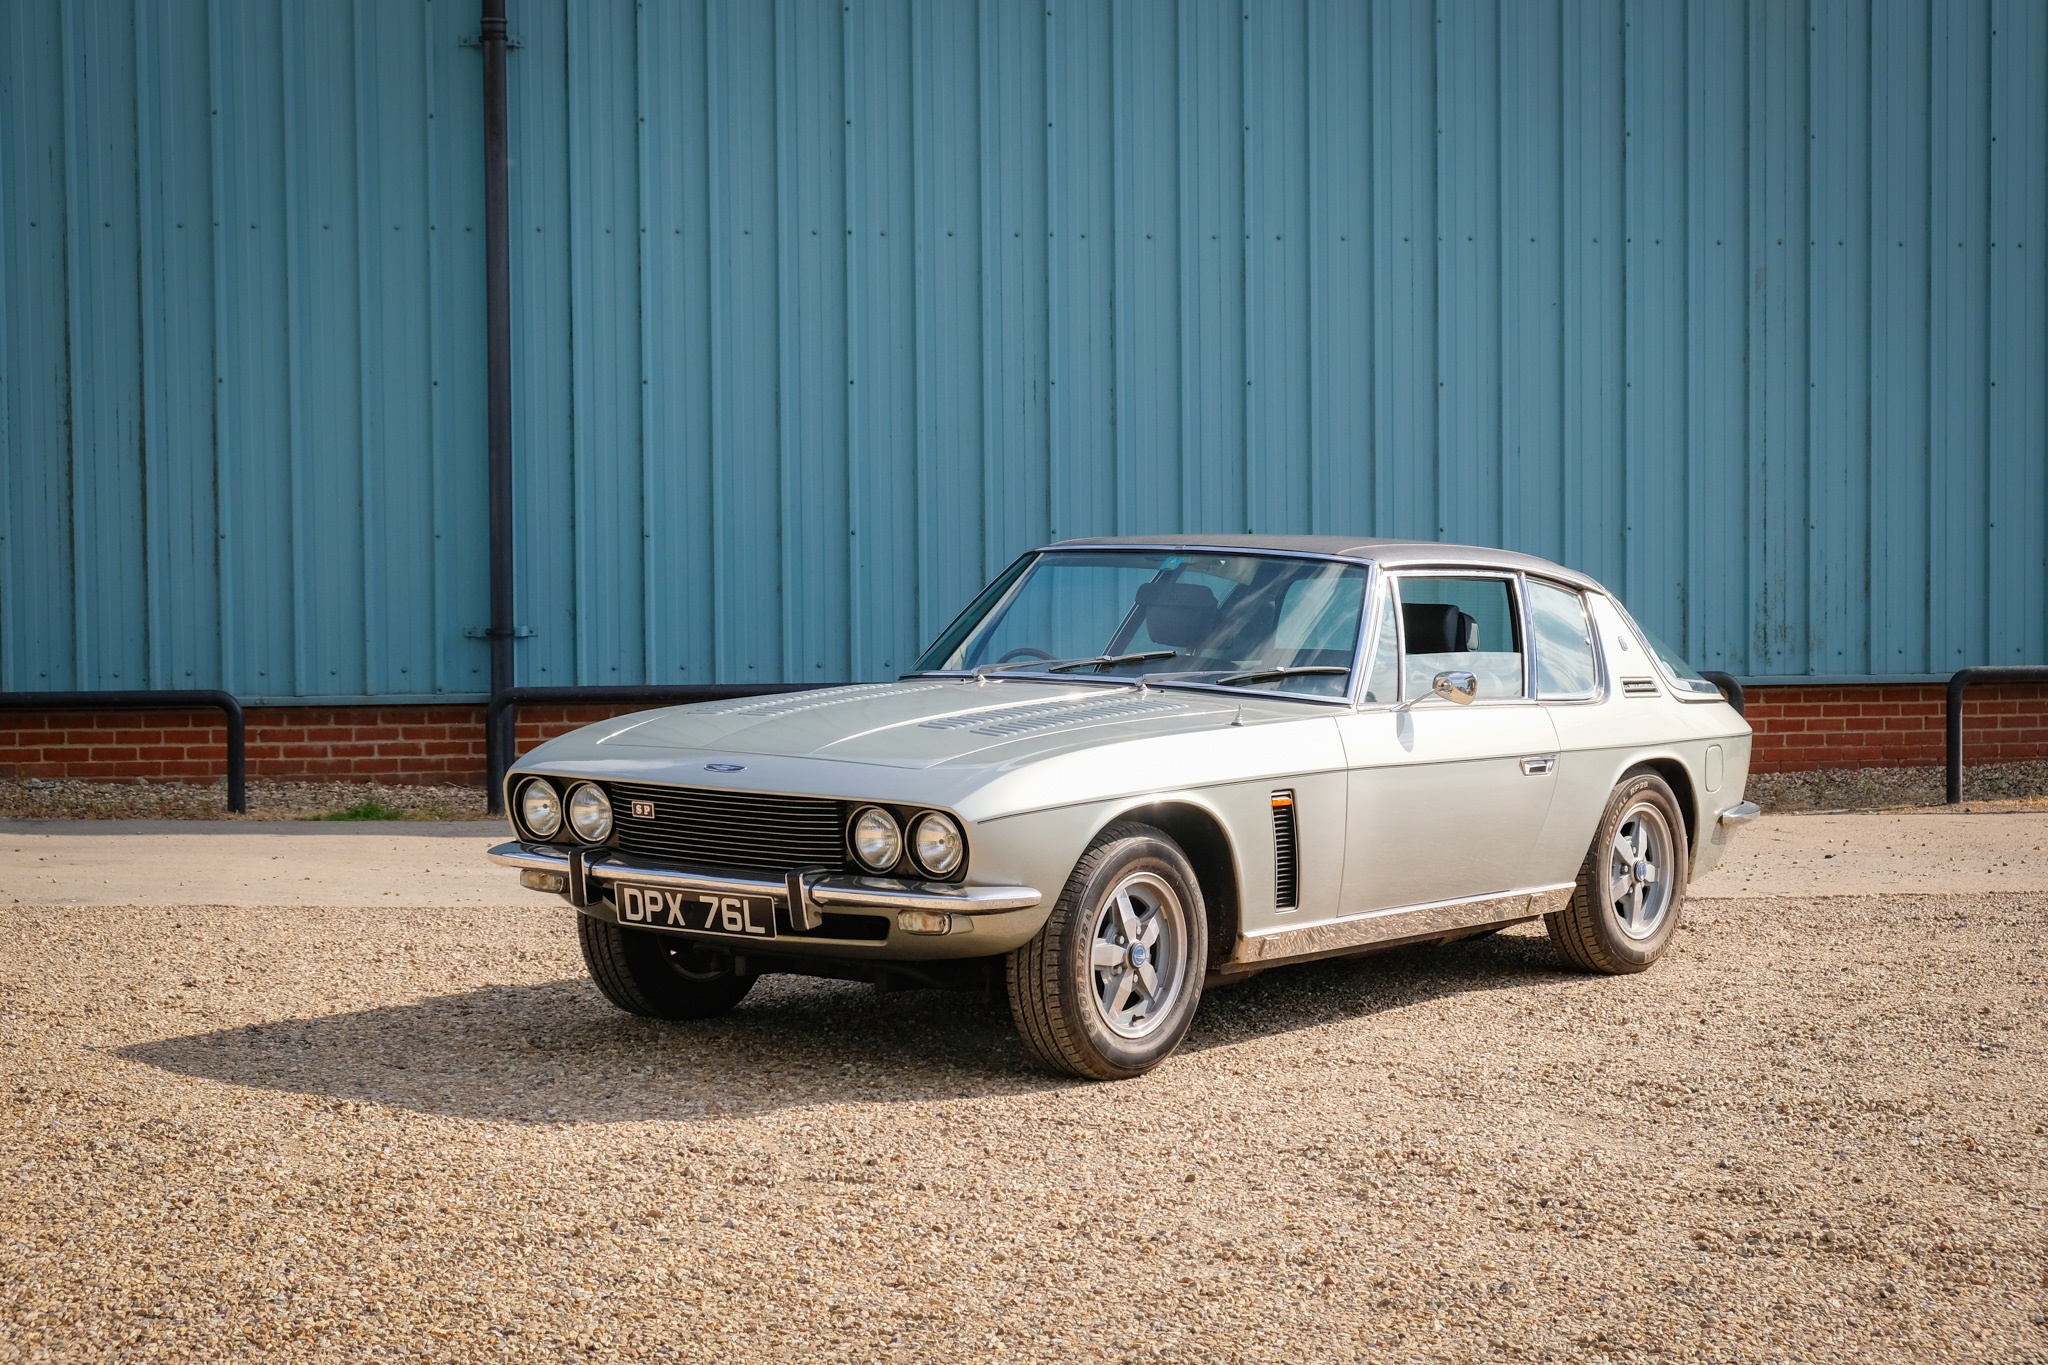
3,0 -> 2045,700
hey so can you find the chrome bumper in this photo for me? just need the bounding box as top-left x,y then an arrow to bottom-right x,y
487,841 -> 1041,922
1717,801 -> 1761,828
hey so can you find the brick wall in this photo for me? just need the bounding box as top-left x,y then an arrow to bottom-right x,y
1,684 -> 2041,785
1743,682 -> 2048,774
0,703 -> 647,786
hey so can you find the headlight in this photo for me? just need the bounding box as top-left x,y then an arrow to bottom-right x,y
518,778 -> 562,839
567,783 -> 613,843
910,811 -> 964,877
849,806 -> 902,872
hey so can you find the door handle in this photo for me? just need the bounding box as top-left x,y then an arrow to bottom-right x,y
1519,754 -> 1555,776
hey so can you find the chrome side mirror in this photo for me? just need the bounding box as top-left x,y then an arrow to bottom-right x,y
1394,669 -> 1479,712
1434,670 -> 1478,705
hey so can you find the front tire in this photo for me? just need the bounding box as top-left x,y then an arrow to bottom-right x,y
1007,822 -> 1208,1080
1546,770 -> 1688,974
577,914 -> 755,1020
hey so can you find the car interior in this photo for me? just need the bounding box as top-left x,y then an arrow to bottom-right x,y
1396,577 -> 1527,700
1116,564 -> 1362,694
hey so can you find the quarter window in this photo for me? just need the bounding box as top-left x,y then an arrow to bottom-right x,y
1528,580 -> 1600,698
1395,576 -> 1525,701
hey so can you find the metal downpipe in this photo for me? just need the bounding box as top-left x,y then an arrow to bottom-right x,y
481,0 -> 515,814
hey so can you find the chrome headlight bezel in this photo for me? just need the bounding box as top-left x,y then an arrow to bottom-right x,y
909,810 -> 965,877
848,805 -> 903,872
516,777 -> 563,841
566,782 -> 613,844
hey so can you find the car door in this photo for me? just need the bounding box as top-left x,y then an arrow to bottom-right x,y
1334,571 -> 1562,914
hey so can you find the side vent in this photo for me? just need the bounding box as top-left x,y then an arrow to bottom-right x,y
1271,790 -> 1299,911
1621,677 -> 1659,698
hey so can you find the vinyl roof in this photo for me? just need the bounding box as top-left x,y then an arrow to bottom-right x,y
1046,535 -> 1610,594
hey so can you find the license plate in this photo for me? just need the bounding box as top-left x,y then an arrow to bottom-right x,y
614,883 -> 777,939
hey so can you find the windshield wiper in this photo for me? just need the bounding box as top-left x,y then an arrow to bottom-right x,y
969,650 -> 1176,681
1044,650 -> 1177,673
1212,665 -> 1352,687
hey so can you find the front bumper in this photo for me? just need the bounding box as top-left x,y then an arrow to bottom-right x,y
489,841 -> 1045,958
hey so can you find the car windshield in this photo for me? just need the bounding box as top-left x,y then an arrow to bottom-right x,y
910,550 -> 1370,699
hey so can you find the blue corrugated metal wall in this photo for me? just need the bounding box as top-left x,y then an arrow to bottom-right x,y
2,0 -> 2044,701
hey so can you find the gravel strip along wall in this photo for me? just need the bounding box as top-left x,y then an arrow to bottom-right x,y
3,893 -> 2042,1361
0,779 -> 490,822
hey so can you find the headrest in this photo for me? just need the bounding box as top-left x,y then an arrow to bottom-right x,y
1402,602 -> 1478,653
1137,581 -> 1220,648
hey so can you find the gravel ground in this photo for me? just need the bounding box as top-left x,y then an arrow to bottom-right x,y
0,779 -> 489,822
1747,760 -> 2048,813
4,893 -> 2044,1362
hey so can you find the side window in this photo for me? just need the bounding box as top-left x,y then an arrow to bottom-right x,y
1529,580 -> 1599,698
1360,589 -> 1399,703
1395,576 -> 1525,701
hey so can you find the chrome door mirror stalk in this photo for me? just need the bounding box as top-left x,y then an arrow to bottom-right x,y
1394,670 -> 1479,712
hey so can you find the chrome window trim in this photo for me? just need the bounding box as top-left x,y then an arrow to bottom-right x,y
1348,564 -> 1398,710
1379,568 -> 1537,707
1045,541 -> 1379,569
1523,574 -> 1608,705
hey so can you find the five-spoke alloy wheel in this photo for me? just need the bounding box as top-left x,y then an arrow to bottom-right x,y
1086,870 -> 1192,1040
1606,800 -> 1677,941
1009,821 -> 1208,1079
1546,769 -> 1689,973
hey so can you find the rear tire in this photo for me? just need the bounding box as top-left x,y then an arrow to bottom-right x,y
1007,822 -> 1208,1080
577,913 -> 755,1020
1546,770 -> 1688,974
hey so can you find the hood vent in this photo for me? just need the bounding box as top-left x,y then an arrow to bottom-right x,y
922,694 -> 1193,738
700,682 -> 948,719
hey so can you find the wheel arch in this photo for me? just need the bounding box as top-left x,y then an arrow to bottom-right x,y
1097,797 -> 1243,968
1623,755 -> 1698,856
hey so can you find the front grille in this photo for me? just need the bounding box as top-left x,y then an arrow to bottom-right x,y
604,780 -> 848,876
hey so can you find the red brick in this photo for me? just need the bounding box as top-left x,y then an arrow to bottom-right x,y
316,741 -> 377,759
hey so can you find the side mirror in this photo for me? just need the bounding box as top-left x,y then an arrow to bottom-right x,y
1432,670 -> 1478,705
1394,669 -> 1479,712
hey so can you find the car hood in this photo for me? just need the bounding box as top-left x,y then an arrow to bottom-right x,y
514,679 -> 1348,819
593,679 -> 1243,767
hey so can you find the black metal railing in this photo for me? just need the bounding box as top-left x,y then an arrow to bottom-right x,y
1945,666 -> 2048,804
485,684 -> 826,814
1697,670 -> 1745,716
0,690 -> 247,813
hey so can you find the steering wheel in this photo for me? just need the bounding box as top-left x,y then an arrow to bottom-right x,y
995,647 -> 1056,664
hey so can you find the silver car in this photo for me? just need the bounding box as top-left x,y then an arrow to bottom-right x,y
491,536 -> 1757,1079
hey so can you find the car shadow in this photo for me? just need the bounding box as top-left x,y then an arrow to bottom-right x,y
116,930 -> 1575,1123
